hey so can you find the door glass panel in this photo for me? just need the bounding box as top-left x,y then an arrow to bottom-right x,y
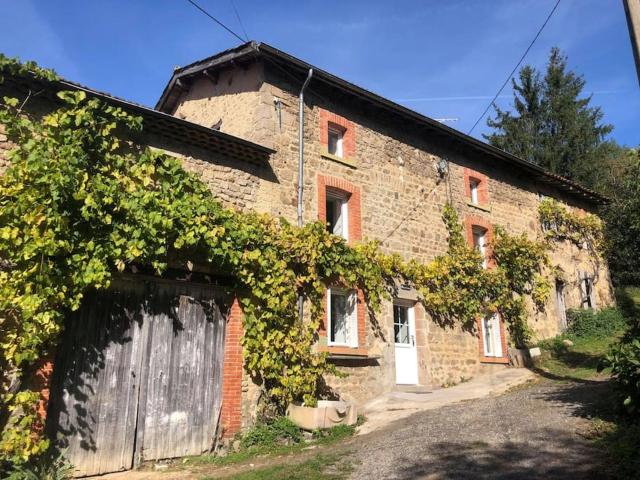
393,305 -> 410,344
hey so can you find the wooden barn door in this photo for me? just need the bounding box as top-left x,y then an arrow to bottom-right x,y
135,280 -> 226,462
47,275 -> 228,477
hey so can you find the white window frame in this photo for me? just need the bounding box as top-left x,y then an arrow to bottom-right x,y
327,125 -> 344,158
327,288 -> 358,347
470,179 -> 480,205
326,190 -> 349,240
472,226 -> 488,269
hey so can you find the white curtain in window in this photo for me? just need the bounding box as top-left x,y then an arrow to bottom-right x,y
329,290 -> 357,346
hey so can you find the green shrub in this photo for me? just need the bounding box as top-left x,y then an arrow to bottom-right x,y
598,421 -> 640,479
311,424 -> 355,442
537,335 -> 571,356
566,307 -> 626,338
615,287 -> 640,320
601,338 -> 640,418
239,417 -> 302,449
3,449 -> 73,480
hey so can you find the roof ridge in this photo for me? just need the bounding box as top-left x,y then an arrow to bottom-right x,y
155,41 -> 607,204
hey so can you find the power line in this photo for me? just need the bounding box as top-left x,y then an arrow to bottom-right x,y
184,0 -> 246,43
467,0 -> 561,136
229,0 -> 249,42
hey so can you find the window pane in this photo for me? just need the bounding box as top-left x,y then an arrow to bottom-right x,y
330,291 -> 356,345
393,305 -> 410,344
483,317 -> 493,355
472,226 -> 487,268
470,180 -> 479,204
326,193 -> 347,239
330,293 -> 348,344
328,129 -> 339,155
326,197 -> 337,233
328,126 -> 344,157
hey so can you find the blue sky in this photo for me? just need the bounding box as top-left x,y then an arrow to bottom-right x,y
1,0 -> 638,146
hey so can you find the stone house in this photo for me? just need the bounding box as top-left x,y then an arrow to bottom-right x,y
0,42 -> 614,474
154,41 -> 614,405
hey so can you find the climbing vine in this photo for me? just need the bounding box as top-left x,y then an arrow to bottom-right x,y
0,57 -> 550,464
538,197 -> 604,253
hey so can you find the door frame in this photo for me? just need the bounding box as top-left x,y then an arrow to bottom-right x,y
481,314 -> 504,358
393,300 -> 419,385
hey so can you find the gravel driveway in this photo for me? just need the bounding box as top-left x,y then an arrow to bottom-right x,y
346,378 -> 612,480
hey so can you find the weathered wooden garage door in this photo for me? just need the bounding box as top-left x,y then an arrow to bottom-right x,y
47,275 -> 228,476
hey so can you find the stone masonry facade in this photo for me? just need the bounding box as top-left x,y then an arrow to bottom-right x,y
168,55 -> 615,426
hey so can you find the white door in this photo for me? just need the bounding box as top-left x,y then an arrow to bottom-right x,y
481,314 -> 503,357
394,303 -> 419,385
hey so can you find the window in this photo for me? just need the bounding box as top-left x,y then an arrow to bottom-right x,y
327,124 -> 344,157
469,179 -> 480,205
464,168 -> 488,206
472,226 -> 488,268
393,304 -> 411,344
325,190 -> 349,239
327,289 -> 358,347
581,276 -> 596,309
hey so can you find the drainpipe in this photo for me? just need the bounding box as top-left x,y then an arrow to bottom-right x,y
297,68 -> 313,227
297,68 -> 313,323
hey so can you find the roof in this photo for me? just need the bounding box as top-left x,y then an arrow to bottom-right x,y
156,41 -> 607,205
1,70 -> 274,164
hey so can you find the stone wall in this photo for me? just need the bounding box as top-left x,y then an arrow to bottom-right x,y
171,59 -> 615,412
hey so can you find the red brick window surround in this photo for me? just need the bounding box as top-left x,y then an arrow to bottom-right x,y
465,216 -> 508,363
476,316 -> 509,364
464,168 -> 489,206
317,174 -> 362,243
465,215 -> 494,269
320,109 -> 355,159
317,174 -> 365,354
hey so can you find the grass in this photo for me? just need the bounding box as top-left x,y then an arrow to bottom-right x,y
536,298 -> 640,479
536,333 -> 620,381
180,423 -> 359,469
200,453 -> 353,480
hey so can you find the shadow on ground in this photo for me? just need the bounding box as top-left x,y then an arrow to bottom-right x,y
348,377 -> 617,480
393,428 -> 607,480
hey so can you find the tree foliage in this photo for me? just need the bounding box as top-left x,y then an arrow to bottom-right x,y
601,149 -> 640,286
485,47 -> 614,186
0,56 -> 551,464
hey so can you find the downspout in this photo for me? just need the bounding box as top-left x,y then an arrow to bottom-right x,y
297,68 -> 313,226
297,68 -> 313,323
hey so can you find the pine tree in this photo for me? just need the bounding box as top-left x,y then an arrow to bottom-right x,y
485,66 -> 545,165
485,48 -> 613,186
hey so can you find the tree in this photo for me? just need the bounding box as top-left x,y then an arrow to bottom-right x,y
485,47 -> 614,186
602,149 -> 640,286
485,65 -> 545,165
